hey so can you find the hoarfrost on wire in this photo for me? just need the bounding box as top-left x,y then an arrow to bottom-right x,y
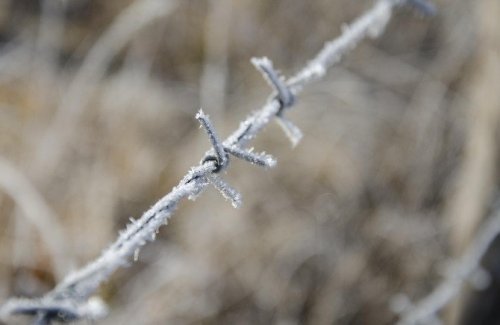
0,0 -> 439,324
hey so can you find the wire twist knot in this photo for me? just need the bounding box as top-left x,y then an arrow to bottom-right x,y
251,57 -> 303,146
190,110 -> 276,207
250,57 -> 295,114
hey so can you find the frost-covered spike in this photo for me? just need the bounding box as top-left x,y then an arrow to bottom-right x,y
276,116 -> 303,147
207,175 -> 242,208
406,0 -> 437,16
0,1 -> 417,323
251,57 -> 295,108
225,145 -> 277,168
196,109 -> 228,171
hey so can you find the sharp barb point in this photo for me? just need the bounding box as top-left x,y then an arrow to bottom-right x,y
277,116 -> 303,147
207,175 -> 242,208
225,145 -> 277,168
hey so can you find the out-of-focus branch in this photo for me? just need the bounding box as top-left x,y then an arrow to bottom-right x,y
443,0 -> 500,322
33,0 -> 178,176
396,204 -> 500,324
0,156 -> 71,279
199,0 -> 232,116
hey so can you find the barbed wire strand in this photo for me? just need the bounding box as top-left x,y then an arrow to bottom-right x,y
0,0 -> 435,323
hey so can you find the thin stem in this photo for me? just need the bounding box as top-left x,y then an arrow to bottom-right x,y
397,207 -> 500,324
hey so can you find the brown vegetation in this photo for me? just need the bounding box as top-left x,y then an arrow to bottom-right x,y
0,0 -> 498,324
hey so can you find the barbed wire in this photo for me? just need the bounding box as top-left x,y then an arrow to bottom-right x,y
0,0 -> 435,323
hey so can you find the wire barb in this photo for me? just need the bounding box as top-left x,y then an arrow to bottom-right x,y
251,57 -> 295,109
251,57 -> 302,146
224,145 -> 277,168
0,1 -> 435,323
196,109 -> 229,173
207,174 -> 242,208
276,116 -> 303,147
194,110 -> 277,207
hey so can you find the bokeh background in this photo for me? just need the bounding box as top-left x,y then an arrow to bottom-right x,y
0,0 -> 499,324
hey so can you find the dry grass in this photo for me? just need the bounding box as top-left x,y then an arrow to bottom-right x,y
0,0 -> 498,324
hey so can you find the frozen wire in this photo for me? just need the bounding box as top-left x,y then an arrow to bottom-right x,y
224,145 -> 276,168
196,109 -> 229,171
276,116 -> 303,147
251,57 -> 295,109
207,174 -> 242,208
0,1 -> 435,323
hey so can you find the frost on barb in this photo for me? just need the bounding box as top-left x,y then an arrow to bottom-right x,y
0,0 -> 432,323
251,57 -> 295,108
196,109 -> 228,171
207,174 -> 242,208
250,57 -> 302,146
276,116 -> 303,147
225,145 -> 277,168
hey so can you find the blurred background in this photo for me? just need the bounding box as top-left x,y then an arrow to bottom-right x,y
0,0 -> 499,324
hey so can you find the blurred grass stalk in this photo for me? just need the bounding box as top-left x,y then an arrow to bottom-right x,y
32,0 -> 178,178
0,156 -> 70,280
